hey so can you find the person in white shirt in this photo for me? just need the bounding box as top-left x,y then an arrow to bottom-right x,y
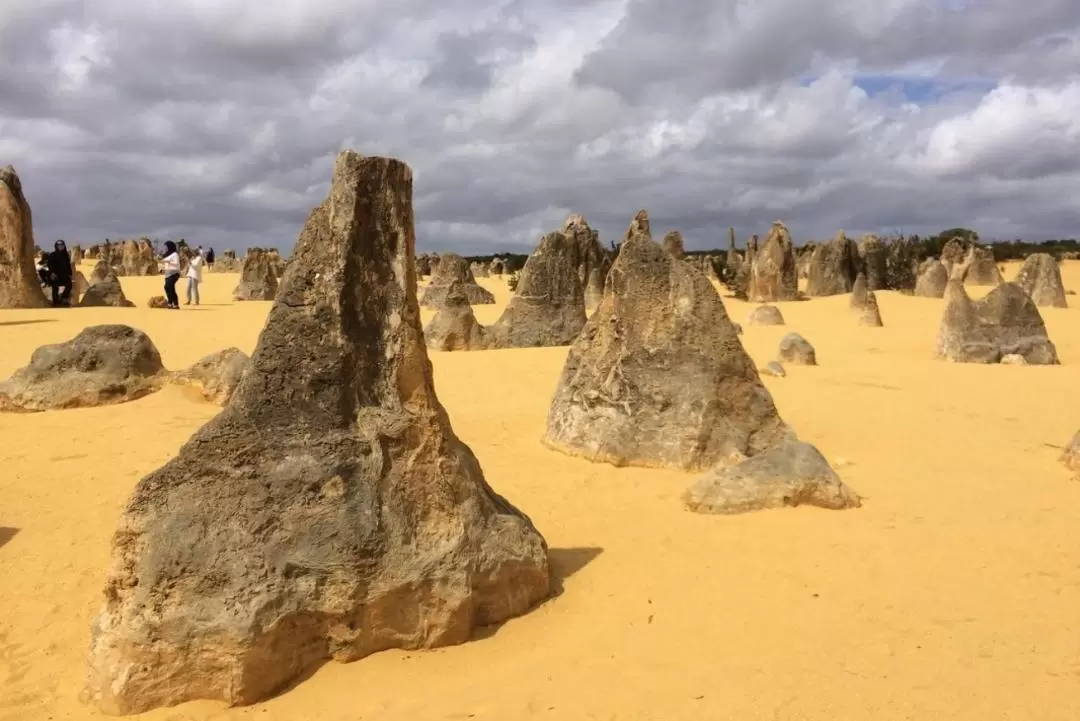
161,241 -> 181,309
185,246 -> 205,306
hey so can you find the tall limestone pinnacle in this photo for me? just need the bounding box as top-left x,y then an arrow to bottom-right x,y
83,151 -> 550,714
0,165 -> 49,308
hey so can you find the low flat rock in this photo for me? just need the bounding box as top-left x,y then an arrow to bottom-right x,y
745,305 -> 785,326
777,333 -> 816,365
683,441 -> 861,515
0,325 -> 165,412
172,348 -> 249,404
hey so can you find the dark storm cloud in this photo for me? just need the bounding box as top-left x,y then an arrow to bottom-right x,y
0,0 -> 1077,258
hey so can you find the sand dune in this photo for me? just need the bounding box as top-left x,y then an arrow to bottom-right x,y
1,262 -> 1079,720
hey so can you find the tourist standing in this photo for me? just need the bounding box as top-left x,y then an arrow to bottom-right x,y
185,246 -> 205,305
206,247 -> 215,270
47,239 -> 73,307
162,241 -> 181,309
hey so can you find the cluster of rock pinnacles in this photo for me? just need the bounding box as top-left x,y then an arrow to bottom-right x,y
2,153 -> 1077,714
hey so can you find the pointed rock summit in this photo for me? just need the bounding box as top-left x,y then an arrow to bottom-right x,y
80,261 -> 135,307
83,152 -> 550,714
748,221 -> 798,302
543,210 -> 793,471
806,231 -> 859,296
486,229 -> 587,348
662,230 -> 686,259
422,280 -> 488,351
233,247 -> 279,300
858,290 -> 884,326
1015,253 -> 1067,308
935,277 -> 1059,365
0,165 -> 49,308
420,252 -> 495,306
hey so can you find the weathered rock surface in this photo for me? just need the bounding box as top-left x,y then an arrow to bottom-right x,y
857,234 -> 887,290
662,231 -> 685,259
83,152 -> 549,715
1015,253 -> 1068,308
806,232 -> 859,296
935,280 -> 1059,364
543,210 -> 792,471
422,281 -> 488,351
147,295 -> 169,309
267,249 -> 287,278
761,361 -> 786,378
121,238 -> 158,276
915,260 -> 948,298
563,213 -> 611,303
470,261 -> 490,278
858,290 -> 884,327
1061,431 -> 1080,478
233,247 -> 279,300
585,267 -> 604,308
963,247 -> 1003,286
0,165 -> 49,308
748,221 -> 798,302
777,333 -> 816,365
172,348 -> 249,405
849,272 -> 869,310
745,305 -> 785,326
485,230 -> 587,348
71,244 -> 84,265
0,325 -> 165,412
420,253 -> 495,306
80,261 -> 135,307
683,441 -> 861,515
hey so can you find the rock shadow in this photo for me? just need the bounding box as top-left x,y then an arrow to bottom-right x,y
0,527 -> 19,550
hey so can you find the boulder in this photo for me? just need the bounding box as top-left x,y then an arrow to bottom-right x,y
963,246 -> 1003,286
857,234 -> 887,290
1061,431 -> 1080,479
849,272 -> 869,310
233,247 -> 279,300
420,253 -> 495,306
0,325 -> 165,412
172,348 -> 249,405
935,278 -> 1059,365
662,230 -> 685,259
80,261 -> 135,307
422,281 -> 488,351
542,210 -> 792,471
485,230 -> 587,348
777,333 -> 816,365
745,305 -> 785,326
806,231 -> 859,296
0,165 -> 49,308
147,295 -> 169,309
858,290 -> 884,327
748,221 -> 798,302
1000,353 -> 1028,366
761,361 -> 786,378
915,260 -> 949,298
1015,253 -> 1067,308
683,441 -> 861,515
83,152 -> 550,714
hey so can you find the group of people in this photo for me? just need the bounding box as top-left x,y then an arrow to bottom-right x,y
161,242 -> 215,309
35,241 -> 218,309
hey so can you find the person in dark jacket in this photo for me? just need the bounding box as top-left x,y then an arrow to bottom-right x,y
47,239 -> 73,307
205,247 -> 215,270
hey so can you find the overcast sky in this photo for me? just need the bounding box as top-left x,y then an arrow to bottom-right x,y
1,1 -> 1078,255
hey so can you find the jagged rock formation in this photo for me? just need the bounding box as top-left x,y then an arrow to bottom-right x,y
80,261 -> 135,308
420,253 -> 495,306
416,253 -> 434,276
935,276 -> 1059,365
1015,253 -> 1068,308
796,244 -> 815,280
858,291 -> 884,327
83,151 -> 550,714
748,221 -> 798,302
490,258 -> 505,275
964,246 -> 1003,286
806,232 -> 859,297
725,227 -> 743,273
745,305 -> 785,326
1061,431 -> 1080,479
915,260 -> 949,298
214,249 -> 241,272
562,213 -> 611,303
485,230 -> 587,348
849,272 -> 870,310
0,165 -> 49,308
233,247 -> 279,301
0,325 -> 165,412
662,231 -> 685,259
857,234 -> 886,290
777,333 -> 816,365
121,238 -> 158,276
422,280 -> 488,351
267,248 -> 287,278
470,261 -> 490,278
585,267 -> 604,308
172,348 -> 249,405
542,210 -> 793,471
683,441 -> 861,515
940,238 -> 970,271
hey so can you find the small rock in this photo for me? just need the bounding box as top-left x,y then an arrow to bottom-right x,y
745,304 -> 785,326
761,361 -> 786,378
777,333 -> 816,365
1000,354 -> 1028,366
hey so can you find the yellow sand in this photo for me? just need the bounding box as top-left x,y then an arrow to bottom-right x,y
2,262 -> 1079,721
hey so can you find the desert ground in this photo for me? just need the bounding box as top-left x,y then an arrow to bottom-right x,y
2,261 -> 1079,721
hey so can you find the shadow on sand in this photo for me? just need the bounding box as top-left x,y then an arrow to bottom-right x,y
0,527 -> 19,550
0,319 -> 57,327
